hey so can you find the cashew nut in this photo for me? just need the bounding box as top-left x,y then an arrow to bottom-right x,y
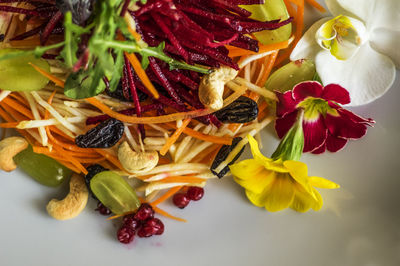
46,174 -> 88,220
199,66 -> 238,110
0,136 -> 28,172
118,141 -> 159,174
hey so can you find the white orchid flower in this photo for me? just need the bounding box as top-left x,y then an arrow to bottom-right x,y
290,0 -> 400,106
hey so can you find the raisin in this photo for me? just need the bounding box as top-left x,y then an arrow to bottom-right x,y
85,164 -> 108,199
106,80 -> 147,102
211,137 -> 244,178
215,96 -> 258,123
75,118 -> 124,148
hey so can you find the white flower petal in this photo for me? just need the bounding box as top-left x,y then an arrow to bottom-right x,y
325,0 -> 356,18
336,0 -> 400,30
290,18 -> 330,61
315,44 -> 396,106
370,28 -> 400,68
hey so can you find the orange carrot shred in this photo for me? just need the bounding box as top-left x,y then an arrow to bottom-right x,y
151,186 -> 183,206
257,51 -> 279,87
124,52 -> 159,99
152,205 -> 187,222
29,63 -> 65,87
85,97 -> 212,124
160,118 -> 191,156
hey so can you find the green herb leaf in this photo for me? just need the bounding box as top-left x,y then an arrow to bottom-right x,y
64,68 -> 106,99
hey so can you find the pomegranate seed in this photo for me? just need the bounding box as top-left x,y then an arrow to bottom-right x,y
145,218 -> 165,235
173,193 -> 190,209
95,202 -> 112,216
123,215 -> 140,231
117,226 -> 135,244
134,203 -> 155,221
137,224 -> 157,238
186,186 -> 204,201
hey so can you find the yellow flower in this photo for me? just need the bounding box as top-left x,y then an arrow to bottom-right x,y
230,135 -> 339,212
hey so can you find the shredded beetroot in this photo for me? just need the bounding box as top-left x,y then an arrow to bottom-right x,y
0,6 -> 40,16
41,11 -> 63,45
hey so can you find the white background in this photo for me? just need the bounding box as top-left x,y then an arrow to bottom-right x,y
1,3 -> 399,266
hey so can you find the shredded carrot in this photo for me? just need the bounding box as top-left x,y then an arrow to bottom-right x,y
2,97 -> 34,119
29,63 -> 65,87
151,186 -> 183,206
124,16 -> 142,42
124,52 -> 159,99
152,205 -> 187,222
8,92 -> 29,106
257,50 -> 279,87
227,38 -> 290,57
160,118 -> 191,156
0,122 -> 19,128
276,0 -> 304,66
196,144 -> 222,165
164,123 -> 233,145
257,101 -> 269,121
158,176 -> 206,185
305,0 -> 326,12
94,149 -> 126,172
86,97 -> 212,124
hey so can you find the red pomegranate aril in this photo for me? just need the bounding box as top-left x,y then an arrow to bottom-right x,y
186,186 -> 204,201
137,224 -> 157,238
123,215 -> 140,231
95,202 -> 112,216
173,193 -> 190,209
134,203 -> 155,221
145,218 -> 165,235
117,226 -> 135,244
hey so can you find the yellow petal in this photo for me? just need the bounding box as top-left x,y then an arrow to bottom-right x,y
230,159 -> 263,180
310,188 -> 323,211
265,159 -> 289,173
290,187 -> 314,213
247,135 -> 271,165
309,176 -> 340,189
262,174 -> 295,212
232,161 -> 275,194
246,189 -> 265,208
283,160 -> 315,199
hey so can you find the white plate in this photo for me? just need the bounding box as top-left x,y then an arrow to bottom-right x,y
1,4 -> 400,266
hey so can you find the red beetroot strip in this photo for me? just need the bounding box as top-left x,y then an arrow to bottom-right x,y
124,55 -> 146,138
41,11 -> 63,45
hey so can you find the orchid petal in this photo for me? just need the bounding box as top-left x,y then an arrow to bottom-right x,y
290,18 -> 330,61
325,134 -> 348,152
315,15 -> 368,60
276,91 -> 297,118
302,115 -> 327,152
292,81 -> 323,102
325,0 -> 356,18
336,0 -> 400,30
275,111 -> 298,139
322,84 -> 350,104
309,176 -> 340,189
315,44 -> 396,106
370,28 -> 400,68
259,175 -> 295,212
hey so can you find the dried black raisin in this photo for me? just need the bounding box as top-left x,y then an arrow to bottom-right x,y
75,118 -> 124,148
211,137 -> 244,178
215,96 -> 258,123
85,164 -> 108,200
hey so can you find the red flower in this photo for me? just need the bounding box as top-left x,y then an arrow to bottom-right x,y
275,81 -> 375,154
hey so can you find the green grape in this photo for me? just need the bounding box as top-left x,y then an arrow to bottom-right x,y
0,48 -> 50,91
265,59 -> 316,92
13,145 -> 72,187
241,0 -> 292,45
90,171 -> 140,215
